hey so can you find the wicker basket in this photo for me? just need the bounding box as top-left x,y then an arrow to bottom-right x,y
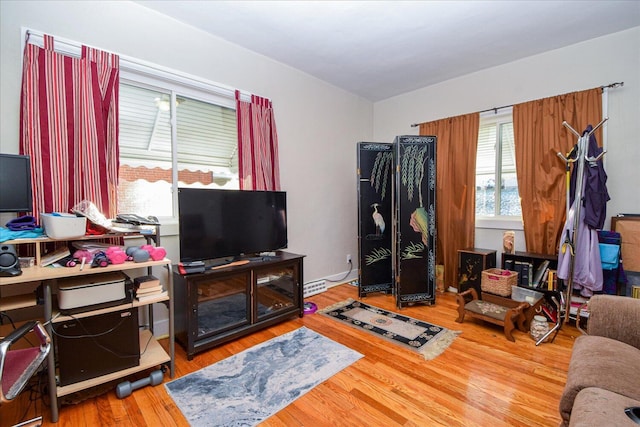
481,268 -> 518,296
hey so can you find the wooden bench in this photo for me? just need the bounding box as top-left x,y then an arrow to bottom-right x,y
455,288 -> 530,341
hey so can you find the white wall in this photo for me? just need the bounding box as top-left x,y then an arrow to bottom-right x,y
374,27 -> 640,266
0,1 -> 372,288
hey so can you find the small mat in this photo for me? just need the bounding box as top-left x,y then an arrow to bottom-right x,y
320,298 -> 460,360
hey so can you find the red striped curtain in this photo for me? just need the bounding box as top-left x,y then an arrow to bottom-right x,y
235,91 -> 281,191
20,34 -> 120,219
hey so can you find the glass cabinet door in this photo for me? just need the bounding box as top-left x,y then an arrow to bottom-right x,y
194,272 -> 250,339
255,264 -> 299,321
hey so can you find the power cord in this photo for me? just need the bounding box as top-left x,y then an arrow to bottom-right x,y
325,259 -> 353,283
0,311 -> 17,328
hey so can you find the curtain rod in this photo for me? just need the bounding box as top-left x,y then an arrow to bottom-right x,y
410,82 -> 624,128
22,28 -> 258,102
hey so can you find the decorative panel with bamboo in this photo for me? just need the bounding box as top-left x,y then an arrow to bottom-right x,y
394,135 -> 437,307
357,142 -> 395,297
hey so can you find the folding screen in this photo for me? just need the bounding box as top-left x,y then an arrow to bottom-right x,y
357,136 -> 437,308
357,142 -> 395,297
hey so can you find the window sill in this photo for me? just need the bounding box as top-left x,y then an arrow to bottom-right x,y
475,216 -> 524,231
157,221 -> 179,237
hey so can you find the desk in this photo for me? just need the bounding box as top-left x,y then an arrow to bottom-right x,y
0,235 -> 174,423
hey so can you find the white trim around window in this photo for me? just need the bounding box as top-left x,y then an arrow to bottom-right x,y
476,216 -> 524,231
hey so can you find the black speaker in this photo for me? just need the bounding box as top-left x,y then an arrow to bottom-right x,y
0,244 -> 22,277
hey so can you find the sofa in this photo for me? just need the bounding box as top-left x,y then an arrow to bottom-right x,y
559,294 -> 640,426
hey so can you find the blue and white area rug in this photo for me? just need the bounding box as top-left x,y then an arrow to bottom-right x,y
164,327 -> 363,426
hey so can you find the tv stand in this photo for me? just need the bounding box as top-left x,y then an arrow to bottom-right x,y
173,251 -> 304,359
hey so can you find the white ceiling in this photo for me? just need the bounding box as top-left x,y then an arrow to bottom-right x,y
135,0 -> 640,102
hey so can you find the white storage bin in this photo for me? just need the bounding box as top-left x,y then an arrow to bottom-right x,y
511,285 -> 543,304
41,213 -> 87,239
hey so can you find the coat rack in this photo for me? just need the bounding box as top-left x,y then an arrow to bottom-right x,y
539,118 -> 608,344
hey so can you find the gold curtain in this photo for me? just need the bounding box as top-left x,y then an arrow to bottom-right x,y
513,88 -> 602,255
419,113 -> 480,290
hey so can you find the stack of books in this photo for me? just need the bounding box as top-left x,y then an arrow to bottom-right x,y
504,259 -> 556,290
133,275 -> 166,301
531,260 -> 551,289
504,259 -> 534,287
570,295 -> 590,318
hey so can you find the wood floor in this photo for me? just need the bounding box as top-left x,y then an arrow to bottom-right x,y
2,284 -> 580,427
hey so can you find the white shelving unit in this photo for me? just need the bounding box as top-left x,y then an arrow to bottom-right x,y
0,233 -> 174,423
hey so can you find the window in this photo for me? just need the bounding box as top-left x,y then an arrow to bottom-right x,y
118,78 -> 239,220
475,109 -> 521,218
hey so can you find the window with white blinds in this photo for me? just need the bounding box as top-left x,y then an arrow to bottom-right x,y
475,109 -> 521,218
118,80 -> 239,218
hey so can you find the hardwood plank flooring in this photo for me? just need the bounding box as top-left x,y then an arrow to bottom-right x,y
1,284 -> 579,426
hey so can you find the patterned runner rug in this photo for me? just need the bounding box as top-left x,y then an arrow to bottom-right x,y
164,327 -> 362,426
320,298 -> 460,360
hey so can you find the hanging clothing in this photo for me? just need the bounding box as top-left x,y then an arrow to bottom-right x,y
569,125 -> 610,230
557,204 -> 603,296
598,230 -> 628,294
558,124 -> 607,297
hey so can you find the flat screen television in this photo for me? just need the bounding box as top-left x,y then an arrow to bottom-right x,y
0,154 -> 33,213
178,188 -> 287,262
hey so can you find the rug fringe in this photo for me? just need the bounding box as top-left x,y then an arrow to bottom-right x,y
418,329 -> 461,360
318,298 -> 355,313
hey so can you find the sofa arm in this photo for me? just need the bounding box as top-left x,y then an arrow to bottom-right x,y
587,295 -> 640,350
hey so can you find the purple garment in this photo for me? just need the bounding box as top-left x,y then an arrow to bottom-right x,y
557,203 -> 603,296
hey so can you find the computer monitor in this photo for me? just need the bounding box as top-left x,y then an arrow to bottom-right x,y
0,154 -> 33,213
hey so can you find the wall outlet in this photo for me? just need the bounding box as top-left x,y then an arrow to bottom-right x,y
346,254 -> 352,264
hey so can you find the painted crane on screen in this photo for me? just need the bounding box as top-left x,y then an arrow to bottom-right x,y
371,203 -> 385,236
